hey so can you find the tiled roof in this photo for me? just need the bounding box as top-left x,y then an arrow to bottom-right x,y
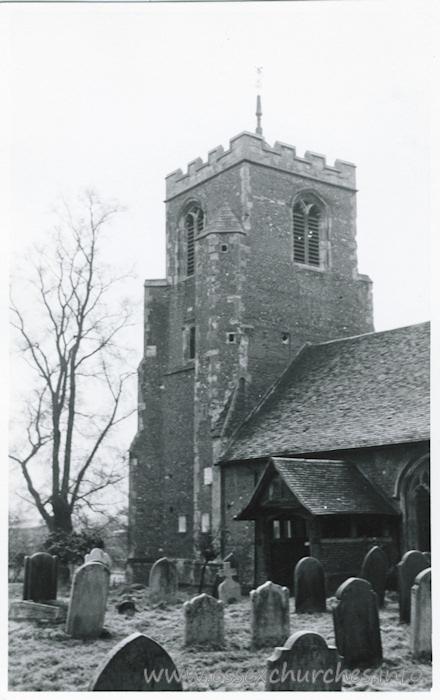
273,458 -> 399,515
222,322 -> 430,463
236,458 -> 400,519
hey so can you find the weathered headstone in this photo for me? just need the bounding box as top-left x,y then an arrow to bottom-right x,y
212,552 -> 239,597
410,567 -> 431,659
250,580 -> 290,648
9,600 -> 67,622
218,561 -> 241,604
423,552 -> 431,565
149,557 -> 178,604
23,552 -> 57,602
66,561 -> 110,638
360,546 -> 388,607
266,631 -> 342,691
332,577 -> 382,667
85,548 -> 112,569
294,557 -> 326,613
183,593 -> 225,648
397,550 -> 429,623
90,632 -> 183,691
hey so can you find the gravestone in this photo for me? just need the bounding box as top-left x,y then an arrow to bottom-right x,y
360,546 -> 388,607
397,550 -> 429,623
218,562 -> 241,604
250,580 -> 290,648
294,557 -> 326,613
410,568 -> 431,658
332,577 -> 382,667
212,552 -> 239,597
23,552 -> 57,602
66,561 -> 110,638
149,557 -> 178,604
85,548 -> 112,569
9,600 -> 67,622
183,593 -> 225,648
266,631 -> 342,691
90,632 -> 183,691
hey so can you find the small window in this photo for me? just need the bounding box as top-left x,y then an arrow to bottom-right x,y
281,332 -> 290,344
285,520 -> 292,538
273,520 -> 281,539
204,467 -> 213,485
201,513 -> 210,533
185,206 -> 204,276
226,332 -> 237,344
183,324 -> 196,361
189,325 -> 196,359
178,516 -> 187,533
293,199 -> 321,266
221,244 -> 228,252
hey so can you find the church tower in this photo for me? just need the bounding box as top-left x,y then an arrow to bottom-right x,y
128,102 -> 374,582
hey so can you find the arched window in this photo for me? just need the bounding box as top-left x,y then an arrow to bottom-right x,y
399,456 -> 430,552
293,199 -> 321,266
184,206 -> 204,276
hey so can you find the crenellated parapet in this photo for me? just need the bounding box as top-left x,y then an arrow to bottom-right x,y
166,131 -> 356,199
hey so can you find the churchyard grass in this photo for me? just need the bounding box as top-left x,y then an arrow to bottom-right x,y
8,583 -> 431,691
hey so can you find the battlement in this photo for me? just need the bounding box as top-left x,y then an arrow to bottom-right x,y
165,131 -> 356,199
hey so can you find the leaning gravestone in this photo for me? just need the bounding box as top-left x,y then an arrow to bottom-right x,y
360,546 -> 388,607
397,550 -> 429,623
294,557 -> 326,613
218,562 -> 241,604
85,548 -> 112,569
183,593 -> 225,648
9,600 -> 66,622
266,631 -> 342,691
149,557 -> 178,604
410,567 -> 431,659
332,577 -> 382,667
90,632 -> 182,691
23,552 -> 58,602
250,580 -> 290,648
66,561 -> 110,638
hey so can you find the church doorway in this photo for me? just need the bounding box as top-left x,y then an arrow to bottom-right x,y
267,516 -> 309,590
400,456 -> 430,552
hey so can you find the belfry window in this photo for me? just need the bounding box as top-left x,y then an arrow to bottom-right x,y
293,199 -> 321,266
185,207 -> 204,276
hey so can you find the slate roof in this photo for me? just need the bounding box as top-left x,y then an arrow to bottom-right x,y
196,202 -> 245,238
236,457 -> 400,519
222,322 -> 430,463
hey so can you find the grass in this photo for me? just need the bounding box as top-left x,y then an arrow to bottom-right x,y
9,583 -> 431,691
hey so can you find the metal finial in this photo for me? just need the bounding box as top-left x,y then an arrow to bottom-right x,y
256,94 -> 263,136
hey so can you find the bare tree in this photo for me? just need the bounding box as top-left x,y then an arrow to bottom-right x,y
9,191 -> 136,532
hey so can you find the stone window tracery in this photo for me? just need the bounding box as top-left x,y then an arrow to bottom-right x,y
293,198 -> 322,266
184,206 -> 204,276
400,457 -> 430,552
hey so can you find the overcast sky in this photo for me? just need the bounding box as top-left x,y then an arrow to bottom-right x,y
6,0 -> 436,328
4,1 -> 438,519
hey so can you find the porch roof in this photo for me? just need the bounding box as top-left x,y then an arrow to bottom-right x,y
235,457 -> 401,520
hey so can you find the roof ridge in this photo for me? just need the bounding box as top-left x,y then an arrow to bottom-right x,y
307,320 -> 430,350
